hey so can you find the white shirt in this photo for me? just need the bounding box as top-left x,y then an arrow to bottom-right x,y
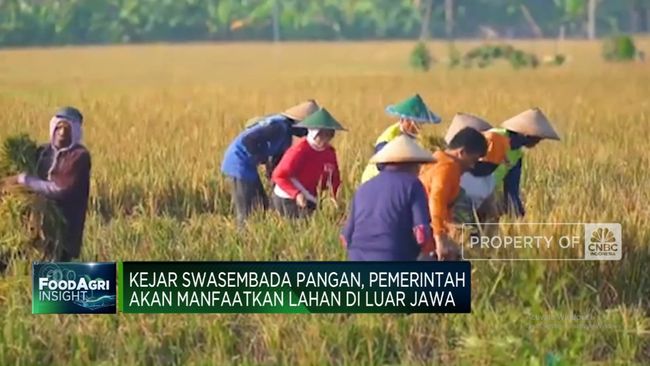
459,173 -> 496,208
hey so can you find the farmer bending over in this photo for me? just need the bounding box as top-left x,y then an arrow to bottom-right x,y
221,100 -> 317,225
444,113 -> 508,226
419,127 -> 488,261
489,108 -> 561,217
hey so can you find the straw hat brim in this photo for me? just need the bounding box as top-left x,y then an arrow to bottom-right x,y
370,155 -> 436,164
369,135 -> 436,164
293,108 -> 346,130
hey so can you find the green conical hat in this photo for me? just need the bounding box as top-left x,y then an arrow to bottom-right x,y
385,94 -> 441,124
294,108 -> 346,130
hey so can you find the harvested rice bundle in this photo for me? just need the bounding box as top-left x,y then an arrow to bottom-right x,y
0,134 -> 66,263
0,133 -> 39,177
422,134 -> 446,152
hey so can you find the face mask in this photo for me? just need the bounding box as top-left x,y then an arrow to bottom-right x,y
470,162 -> 498,177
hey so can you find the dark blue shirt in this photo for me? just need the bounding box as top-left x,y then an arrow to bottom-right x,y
343,170 -> 431,261
503,131 -> 527,217
503,158 -> 525,217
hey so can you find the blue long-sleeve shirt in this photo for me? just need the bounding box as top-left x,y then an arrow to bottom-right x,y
221,115 -> 305,181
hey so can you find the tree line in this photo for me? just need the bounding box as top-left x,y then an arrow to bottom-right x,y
0,0 -> 648,47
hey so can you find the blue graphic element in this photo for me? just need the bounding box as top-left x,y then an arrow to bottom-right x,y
74,295 -> 117,310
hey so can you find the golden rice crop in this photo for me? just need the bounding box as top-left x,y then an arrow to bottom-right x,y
0,40 -> 648,365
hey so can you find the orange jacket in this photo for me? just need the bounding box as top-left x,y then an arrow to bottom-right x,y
482,131 -> 510,165
419,151 -> 462,236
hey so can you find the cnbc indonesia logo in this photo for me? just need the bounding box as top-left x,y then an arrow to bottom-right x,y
584,223 -> 622,260
33,263 -> 116,314
461,223 -> 622,261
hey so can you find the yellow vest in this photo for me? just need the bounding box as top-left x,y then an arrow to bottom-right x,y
360,123 -> 421,184
490,128 -> 524,185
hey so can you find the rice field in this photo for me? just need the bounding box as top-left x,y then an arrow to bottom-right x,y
0,40 -> 649,365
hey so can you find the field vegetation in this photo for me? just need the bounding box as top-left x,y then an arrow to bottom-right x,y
0,40 -> 648,365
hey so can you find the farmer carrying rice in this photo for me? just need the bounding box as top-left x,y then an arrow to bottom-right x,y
271,108 -> 345,218
360,94 -> 441,184
221,100 -> 318,225
419,127 -> 488,261
342,135 -> 437,261
489,108 -> 561,217
2,107 -> 91,261
444,113 -> 509,225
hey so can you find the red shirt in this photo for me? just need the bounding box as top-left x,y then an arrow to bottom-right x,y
272,138 -> 341,199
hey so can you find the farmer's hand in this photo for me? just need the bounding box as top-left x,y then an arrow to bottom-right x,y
1,174 -> 21,188
0,174 -> 23,196
296,193 -> 307,208
435,235 -> 461,261
417,252 -> 436,261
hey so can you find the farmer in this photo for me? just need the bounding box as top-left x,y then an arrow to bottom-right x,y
5,106 -> 91,262
360,94 -> 441,184
489,108 -> 560,217
342,135 -> 437,261
271,108 -> 345,218
419,127 -> 488,261
221,100 -> 318,225
444,113 -> 509,225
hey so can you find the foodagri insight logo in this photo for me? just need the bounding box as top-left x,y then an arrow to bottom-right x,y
32,262 -> 116,314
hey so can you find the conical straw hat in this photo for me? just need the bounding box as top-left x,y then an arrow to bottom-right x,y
501,108 -> 560,140
369,135 -> 436,164
281,100 -> 320,121
385,94 -> 441,124
294,108 -> 346,130
444,113 -> 493,144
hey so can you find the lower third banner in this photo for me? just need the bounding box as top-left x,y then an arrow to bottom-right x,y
119,261 -> 471,313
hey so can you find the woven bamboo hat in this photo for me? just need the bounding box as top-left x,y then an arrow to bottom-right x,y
294,108 -> 346,130
385,94 -> 441,124
369,135 -> 436,164
501,108 -> 561,140
444,113 -> 493,144
280,100 -> 320,121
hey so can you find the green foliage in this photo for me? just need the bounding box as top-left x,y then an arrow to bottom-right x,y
452,44 -> 540,70
552,54 -> 566,65
409,42 -> 432,72
0,134 -> 39,177
0,0 -> 646,46
509,49 -> 539,69
554,0 -> 587,21
602,34 -> 637,62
